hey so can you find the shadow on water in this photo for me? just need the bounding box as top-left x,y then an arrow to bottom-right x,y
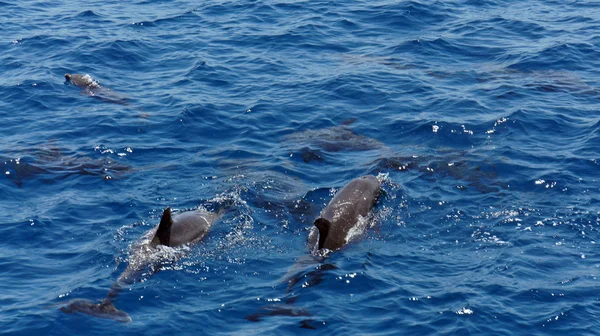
242,184 -> 338,328
278,254 -> 337,292
58,239 -> 176,323
245,253 -> 337,330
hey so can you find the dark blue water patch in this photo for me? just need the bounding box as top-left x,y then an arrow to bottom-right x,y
13,34 -> 75,51
176,104 -> 262,143
181,59 -> 235,88
82,40 -> 153,70
315,73 -> 390,106
454,17 -> 549,41
74,9 -> 100,18
351,0 -> 457,31
131,9 -> 201,28
0,84 -> 52,115
58,9 -> 114,25
509,42 -> 598,72
336,17 -> 360,30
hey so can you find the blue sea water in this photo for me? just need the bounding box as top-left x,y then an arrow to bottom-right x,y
1,0 -> 600,334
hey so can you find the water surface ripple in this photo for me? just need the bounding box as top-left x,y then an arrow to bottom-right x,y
1,0 -> 599,335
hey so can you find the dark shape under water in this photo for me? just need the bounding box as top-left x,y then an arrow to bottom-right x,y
283,258 -> 338,292
65,73 -> 129,105
370,153 -> 506,193
299,320 -> 317,330
283,121 -> 385,154
60,207 -> 221,322
245,296 -> 320,329
244,295 -> 319,329
245,300 -> 312,322
60,298 -> 131,323
300,147 -> 324,163
2,147 -> 131,188
2,158 -> 47,188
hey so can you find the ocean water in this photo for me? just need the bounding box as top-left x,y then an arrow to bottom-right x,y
1,0 -> 600,334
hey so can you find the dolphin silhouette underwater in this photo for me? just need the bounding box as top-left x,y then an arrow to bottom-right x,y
60,206 -> 221,322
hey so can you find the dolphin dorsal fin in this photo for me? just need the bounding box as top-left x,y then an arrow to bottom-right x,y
152,207 -> 173,247
314,218 -> 331,250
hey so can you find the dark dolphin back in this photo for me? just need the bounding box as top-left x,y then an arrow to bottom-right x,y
167,209 -> 218,246
314,175 -> 380,251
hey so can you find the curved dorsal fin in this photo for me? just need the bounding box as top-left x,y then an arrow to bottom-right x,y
314,218 -> 331,250
152,207 -> 173,246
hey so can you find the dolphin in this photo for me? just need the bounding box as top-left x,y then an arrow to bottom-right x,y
311,175 -> 381,252
247,176 -> 380,323
60,206 -> 220,322
2,152 -> 132,188
283,175 -> 381,287
65,73 -> 101,89
284,125 -> 384,153
65,73 -> 129,105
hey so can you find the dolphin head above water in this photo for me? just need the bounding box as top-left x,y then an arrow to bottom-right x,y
65,73 -> 100,88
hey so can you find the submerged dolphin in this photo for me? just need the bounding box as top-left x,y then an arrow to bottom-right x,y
60,206 -> 220,322
65,73 -> 129,105
2,150 -> 132,188
284,125 -> 385,154
311,175 -> 381,252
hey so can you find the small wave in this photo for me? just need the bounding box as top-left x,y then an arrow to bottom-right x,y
508,42 -> 596,72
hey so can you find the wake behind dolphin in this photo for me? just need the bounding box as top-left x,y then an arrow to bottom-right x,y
60,206 -> 221,322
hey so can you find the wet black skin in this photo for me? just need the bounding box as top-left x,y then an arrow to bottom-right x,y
65,73 -> 100,88
313,175 -> 381,251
